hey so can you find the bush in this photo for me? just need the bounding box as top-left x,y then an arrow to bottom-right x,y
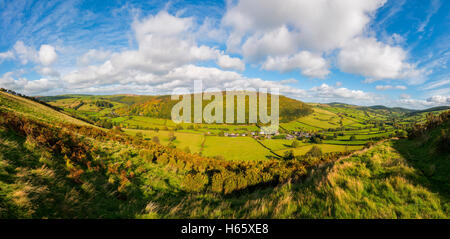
182,173 -> 209,192
211,173 -> 224,193
135,132 -> 143,139
168,131 -> 176,141
305,146 -> 322,158
283,150 -> 295,160
310,136 -> 322,144
152,136 -> 160,144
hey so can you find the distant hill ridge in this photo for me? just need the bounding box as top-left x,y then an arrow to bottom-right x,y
327,101 -> 448,114
39,91 -> 314,123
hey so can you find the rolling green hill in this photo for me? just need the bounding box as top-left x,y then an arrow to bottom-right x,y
40,92 -> 313,124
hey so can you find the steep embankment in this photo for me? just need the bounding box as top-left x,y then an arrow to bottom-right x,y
151,140 -> 449,218
0,91 -> 92,127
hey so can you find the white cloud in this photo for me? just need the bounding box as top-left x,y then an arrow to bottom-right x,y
279,78 -> 298,84
8,41 -> 59,68
37,67 -> 60,77
400,94 -> 410,99
23,78 -> 59,94
262,51 -> 329,78
241,26 -> 299,62
221,0 -> 387,78
0,72 -> 26,90
310,83 -> 375,101
386,33 -> 405,45
417,0 -> 441,32
223,0 -> 386,52
217,54 -> 245,71
221,0 -> 428,81
427,95 -> 450,104
0,72 -> 59,95
62,10 -> 252,93
338,37 -> 426,83
423,78 -> 450,90
38,45 -> 58,65
13,41 -> 38,65
62,11 -> 223,88
396,95 -> 449,109
77,49 -> 112,66
129,10 -> 218,71
0,51 -> 15,63
375,85 -> 407,90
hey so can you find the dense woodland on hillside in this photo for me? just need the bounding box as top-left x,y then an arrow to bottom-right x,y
0,89 -> 449,218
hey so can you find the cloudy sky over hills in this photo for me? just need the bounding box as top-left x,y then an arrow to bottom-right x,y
0,0 -> 449,109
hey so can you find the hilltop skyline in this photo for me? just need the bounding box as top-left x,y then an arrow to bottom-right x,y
0,0 -> 449,109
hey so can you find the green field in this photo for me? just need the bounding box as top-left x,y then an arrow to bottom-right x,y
124,129 -> 205,153
202,136 -> 274,161
276,144 -> 364,156
260,139 -> 307,151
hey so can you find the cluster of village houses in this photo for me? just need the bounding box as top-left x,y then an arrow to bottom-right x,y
213,131 -> 312,140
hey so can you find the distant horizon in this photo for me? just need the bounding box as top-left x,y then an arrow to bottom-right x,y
15,90 -> 448,111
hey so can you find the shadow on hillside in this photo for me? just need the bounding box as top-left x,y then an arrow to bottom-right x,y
391,139 -> 450,201
0,128 -> 151,218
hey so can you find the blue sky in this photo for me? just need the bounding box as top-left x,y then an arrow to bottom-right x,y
0,0 -> 449,109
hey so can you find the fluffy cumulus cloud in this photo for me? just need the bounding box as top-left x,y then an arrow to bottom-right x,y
223,0 -> 386,51
338,37 -> 426,84
63,10 -> 249,91
37,67 -> 60,77
396,95 -> 450,109
38,45 -> 58,65
13,41 -> 38,65
427,95 -> 450,104
0,50 -> 15,63
5,41 -> 59,69
77,49 -> 112,66
23,78 -> 59,93
309,83 -> 375,101
222,0 -> 393,78
221,0 -> 426,82
217,54 -> 245,71
0,72 -> 59,95
262,51 -> 329,78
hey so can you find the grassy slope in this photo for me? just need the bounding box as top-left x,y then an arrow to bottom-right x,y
0,92 -> 91,126
276,144 -> 363,156
392,121 -> 450,195
157,141 -> 448,218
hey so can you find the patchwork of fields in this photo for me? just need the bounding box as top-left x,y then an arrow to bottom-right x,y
35,94 -> 420,161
